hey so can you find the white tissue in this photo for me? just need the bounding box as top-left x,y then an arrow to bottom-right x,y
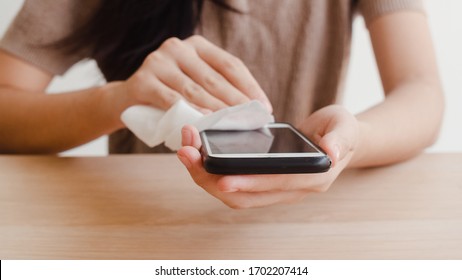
121,100 -> 275,151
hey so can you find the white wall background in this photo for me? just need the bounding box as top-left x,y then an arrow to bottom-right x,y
0,0 -> 460,155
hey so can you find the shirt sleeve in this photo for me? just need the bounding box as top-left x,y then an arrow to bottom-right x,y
357,0 -> 425,27
0,0 -> 97,75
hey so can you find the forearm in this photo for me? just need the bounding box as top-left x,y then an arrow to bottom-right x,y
0,82 -> 130,153
349,81 -> 444,168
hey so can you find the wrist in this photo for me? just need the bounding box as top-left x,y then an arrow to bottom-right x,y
98,81 -> 136,130
347,119 -> 370,168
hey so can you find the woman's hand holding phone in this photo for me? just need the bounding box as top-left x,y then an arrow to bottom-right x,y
177,105 -> 359,209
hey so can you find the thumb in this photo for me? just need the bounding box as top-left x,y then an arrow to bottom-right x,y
181,125 -> 202,149
317,109 -> 358,167
299,105 -> 358,168
318,131 -> 351,168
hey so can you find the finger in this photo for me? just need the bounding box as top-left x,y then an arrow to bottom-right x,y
177,145 -> 221,189
177,147 -> 310,207
143,49 -> 228,111
177,146 -> 198,171
186,35 -> 273,112
318,132 -> 343,166
319,123 -> 357,167
175,49 -> 252,107
177,145 -> 310,208
128,72 -> 182,110
208,189 -> 308,209
157,67 -> 228,111
181,125 -> 202,149
298,105 -> 358,167
215,173 -> 327,193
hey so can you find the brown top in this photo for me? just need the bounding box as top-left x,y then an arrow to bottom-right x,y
0,0 -> 424,154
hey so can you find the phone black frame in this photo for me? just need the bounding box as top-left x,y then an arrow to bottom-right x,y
199,123 -> 331,174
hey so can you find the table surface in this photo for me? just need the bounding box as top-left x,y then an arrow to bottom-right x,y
0,153 -> 461,259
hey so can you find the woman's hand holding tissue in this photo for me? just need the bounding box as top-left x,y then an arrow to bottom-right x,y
116,35 -> 272,117
177,105 -> 360,209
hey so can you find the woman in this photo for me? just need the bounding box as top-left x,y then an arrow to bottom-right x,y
0,0 -> 444,208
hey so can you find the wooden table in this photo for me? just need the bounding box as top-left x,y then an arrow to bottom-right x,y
0,154 -> 461,259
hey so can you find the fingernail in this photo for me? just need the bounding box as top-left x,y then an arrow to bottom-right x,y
182,127 -> 192,146
333,144 -> 340,161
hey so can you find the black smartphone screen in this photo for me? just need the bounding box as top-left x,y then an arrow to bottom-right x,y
201,124 -> 331,174
205,127 -> 319,154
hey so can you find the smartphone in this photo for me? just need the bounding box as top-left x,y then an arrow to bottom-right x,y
200,123 -> 331,174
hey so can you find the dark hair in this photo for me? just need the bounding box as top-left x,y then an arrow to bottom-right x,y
61,0 -> 234,82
